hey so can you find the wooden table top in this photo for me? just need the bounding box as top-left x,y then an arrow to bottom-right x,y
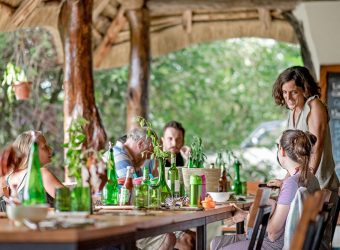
0,204 -> 241,243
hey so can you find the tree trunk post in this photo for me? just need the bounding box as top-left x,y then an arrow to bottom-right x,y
59,0 -> 107,180
126,7 -> 150,131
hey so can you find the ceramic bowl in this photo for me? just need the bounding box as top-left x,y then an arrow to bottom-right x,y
22,204 -> 49,223
207,192 -> 233,203
6,204 -> 49,225
6,204 -> 26,225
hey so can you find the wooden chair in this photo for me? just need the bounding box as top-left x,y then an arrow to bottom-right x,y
330,191 -> 340,241
221,188 -> 272,249
289,190 -> 329,250
246,188 -> 271,250
221,182 -> 265,235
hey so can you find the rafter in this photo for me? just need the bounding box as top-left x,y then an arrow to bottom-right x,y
258,8 -> 271,30
147,0 -> 302,14
93,0 -> 109,21
94,7 -> 126,68
182,10 -> 192,33
10,0 -> 42,26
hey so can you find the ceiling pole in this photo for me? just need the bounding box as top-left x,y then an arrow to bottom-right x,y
125,3 -> 150,131
59,0 -> 107,181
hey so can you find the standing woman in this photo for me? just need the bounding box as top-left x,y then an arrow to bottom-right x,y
272,66 -> 339,191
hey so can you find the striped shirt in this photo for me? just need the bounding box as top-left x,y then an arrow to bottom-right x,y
104,141 -> 153,178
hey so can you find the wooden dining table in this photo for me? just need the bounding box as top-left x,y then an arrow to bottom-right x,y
0,200 -> 253,250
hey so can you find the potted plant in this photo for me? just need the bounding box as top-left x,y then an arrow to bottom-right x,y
190,136 -> 207,168
2,62 -> 32,100
63,116 -> 91,212
137,117 -> 171,203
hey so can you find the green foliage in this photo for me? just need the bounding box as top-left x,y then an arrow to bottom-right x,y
0,29 -> 302,182
1,62 -> 27,103
63,117 -> 88,185
95,38 -> 302,153
190,136 -> 207,168
137,116 -> 170,160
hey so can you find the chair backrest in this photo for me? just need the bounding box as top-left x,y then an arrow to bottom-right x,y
246,181 -> 261,196
289,190 -> 328,250
247,188 -> 271,250
330,191 -> 340,240
247,187 -> 271,228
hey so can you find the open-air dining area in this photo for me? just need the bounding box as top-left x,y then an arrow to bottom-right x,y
0,0 -> 340,249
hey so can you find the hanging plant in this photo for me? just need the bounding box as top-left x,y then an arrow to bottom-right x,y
2,62 -> 32,101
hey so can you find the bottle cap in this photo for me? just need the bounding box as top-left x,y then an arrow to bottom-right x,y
118,177 -> 125,185
190,174 -> 202,185
133,178 -> 142,185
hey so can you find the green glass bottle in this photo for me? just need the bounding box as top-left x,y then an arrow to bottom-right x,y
23,132 -> 46,205
232,160 -> 242,195
156,158 -> 171,203
101,142 -> 119,205
168,153 -> 179,197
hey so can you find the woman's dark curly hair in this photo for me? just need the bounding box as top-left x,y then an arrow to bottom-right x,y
272,66 -> 320,108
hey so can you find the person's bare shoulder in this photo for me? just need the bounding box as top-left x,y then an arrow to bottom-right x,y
308,98 -> 328,119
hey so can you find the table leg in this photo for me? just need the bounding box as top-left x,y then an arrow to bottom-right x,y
236,221 -> 245,234
196,224 -> 206,250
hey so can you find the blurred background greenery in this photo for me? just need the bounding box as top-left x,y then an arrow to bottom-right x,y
0,28 -> 302,180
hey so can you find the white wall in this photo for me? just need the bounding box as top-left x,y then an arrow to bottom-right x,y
294,1 -> 340,80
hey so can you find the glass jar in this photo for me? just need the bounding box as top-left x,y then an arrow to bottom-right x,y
133,178 -> 148,208
148,178 -> 160,209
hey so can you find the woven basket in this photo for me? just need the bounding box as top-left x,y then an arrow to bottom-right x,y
181,168 -> 220,192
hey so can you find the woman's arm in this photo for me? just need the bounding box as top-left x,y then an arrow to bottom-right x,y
267,203 -> 290,241
308,99 -> 327,174
41,167 -> 64,198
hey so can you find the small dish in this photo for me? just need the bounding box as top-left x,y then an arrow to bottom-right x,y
207,192 -> 234,203
6,204 -> 49,226
22,204 -> 49,223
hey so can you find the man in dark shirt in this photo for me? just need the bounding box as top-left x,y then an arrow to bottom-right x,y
161,120 -> 190,167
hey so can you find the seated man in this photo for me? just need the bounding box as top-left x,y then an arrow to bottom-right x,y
111,127 -> 153,178
106,126 -> 194,250
103,127 -> 175,249
162,120 -> 190,167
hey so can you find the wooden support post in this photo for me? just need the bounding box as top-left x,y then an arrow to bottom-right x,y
283,11 -> 316,79
59,0 -> 107,179
126,7 -> 150,131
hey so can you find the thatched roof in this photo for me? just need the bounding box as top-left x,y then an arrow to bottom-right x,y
0,0 -> 311,70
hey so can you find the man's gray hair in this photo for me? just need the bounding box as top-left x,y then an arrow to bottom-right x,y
127,127 -> 150,144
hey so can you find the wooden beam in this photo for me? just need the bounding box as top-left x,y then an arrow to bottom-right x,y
59,0 -> 107,154
182,10 -> 192,34
10,0 -> 42,26
93,7 -> 126,68
93,0 -> 109,21
126,7 -> 150,131
147,0 -> 303,14
319,65 -> 340,103
282,11 -> 316,79
258,8 -> 271,30
118,0 -> 144,10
